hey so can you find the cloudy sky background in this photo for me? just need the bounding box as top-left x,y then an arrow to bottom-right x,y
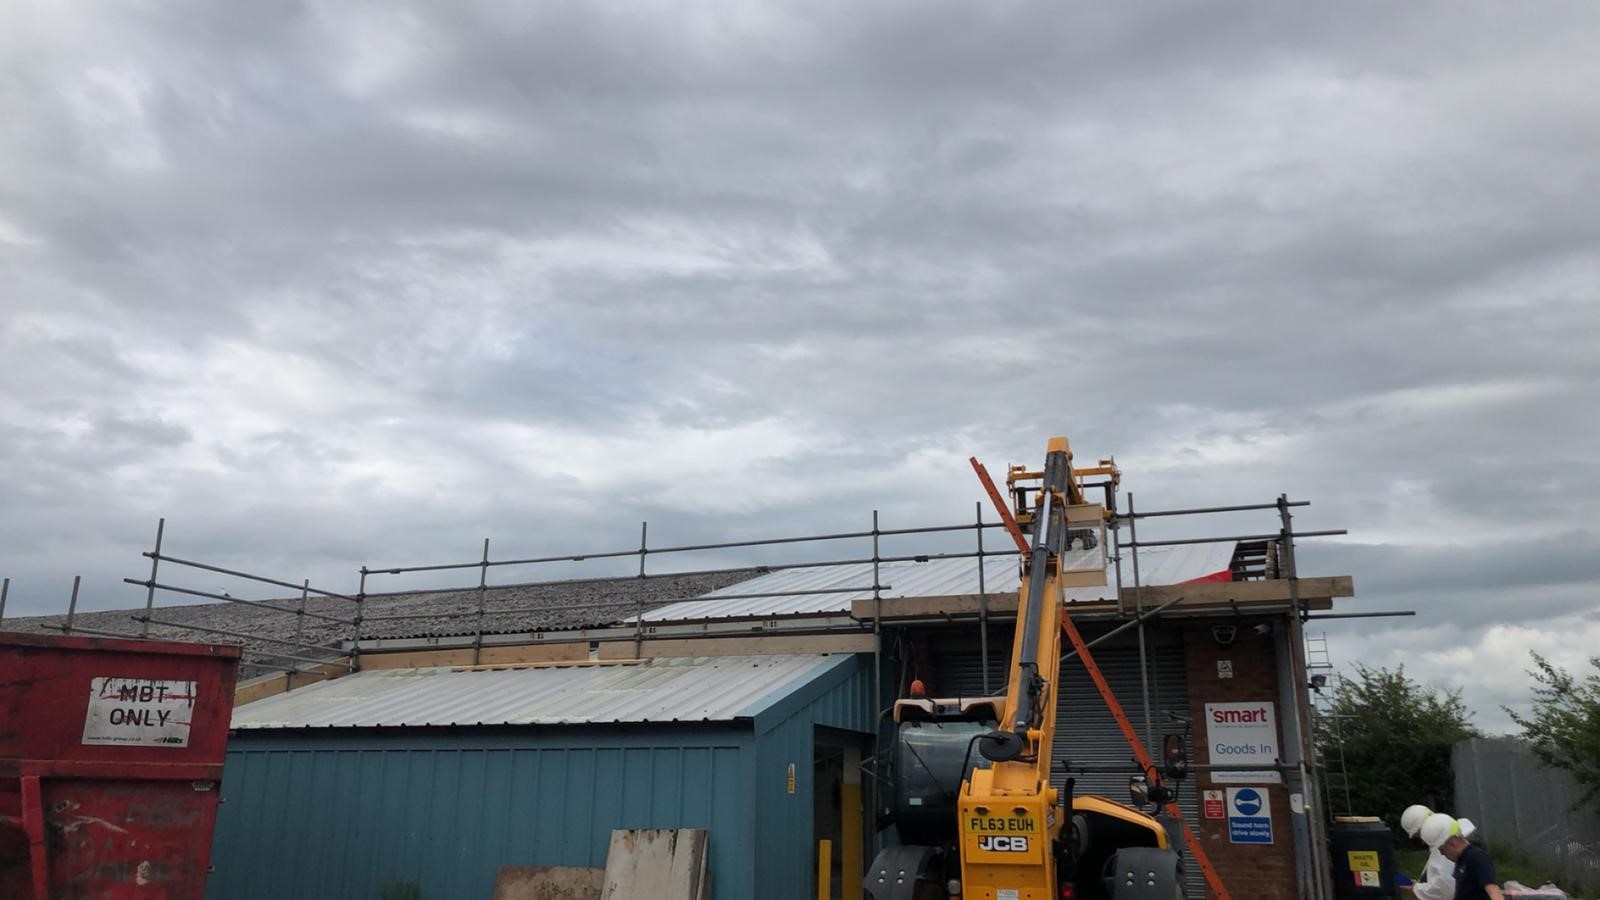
2,1 -> 1596,731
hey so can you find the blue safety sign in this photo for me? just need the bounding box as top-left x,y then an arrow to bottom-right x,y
1226,787 -> 1273,844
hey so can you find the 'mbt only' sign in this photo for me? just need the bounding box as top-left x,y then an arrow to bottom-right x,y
1205,702 -> 1280,768
82,677 -> 197,747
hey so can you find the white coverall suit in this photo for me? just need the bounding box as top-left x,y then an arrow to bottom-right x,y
1412,848 -> 1455,900
1412,818 -> 1475,900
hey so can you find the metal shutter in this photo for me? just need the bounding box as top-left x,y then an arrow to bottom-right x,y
931,631 -> 1204,898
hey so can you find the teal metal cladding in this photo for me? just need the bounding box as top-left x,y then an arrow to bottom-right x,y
206,654 -> 871,900
745,651 -> 874,900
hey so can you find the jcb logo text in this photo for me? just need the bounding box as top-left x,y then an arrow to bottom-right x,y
977,836 -> 1029,852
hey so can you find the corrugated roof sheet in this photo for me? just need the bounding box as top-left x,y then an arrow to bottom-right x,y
231,654 -> 847,729
1127,541 -> 1237,587
4,569 -> 760,675
639,542 -> 1236,622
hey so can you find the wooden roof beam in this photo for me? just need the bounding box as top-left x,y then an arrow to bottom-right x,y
850,575 -> 1352,621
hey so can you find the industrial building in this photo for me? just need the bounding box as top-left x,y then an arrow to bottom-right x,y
2,491 -> 1354,900
214,655 -> 872,899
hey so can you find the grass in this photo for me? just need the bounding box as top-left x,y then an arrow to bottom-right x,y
1487,843 -> 1594,899
1395,846 -> 1429,881
1394,843 -> 1589,899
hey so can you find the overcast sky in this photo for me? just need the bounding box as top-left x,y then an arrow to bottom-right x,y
2,1 -> 1596,732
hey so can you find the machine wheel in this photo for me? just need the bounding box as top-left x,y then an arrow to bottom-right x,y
1105,846 -> 1185,900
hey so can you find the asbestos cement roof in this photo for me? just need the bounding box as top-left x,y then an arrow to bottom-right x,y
638,541 -> 1236,622
3,569 -> 760,675
231,654 -> 849,729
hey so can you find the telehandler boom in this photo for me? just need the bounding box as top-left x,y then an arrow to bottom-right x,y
865,437 -> 1186,900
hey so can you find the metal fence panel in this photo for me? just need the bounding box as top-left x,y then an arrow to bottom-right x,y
1454,737 -> 1600,895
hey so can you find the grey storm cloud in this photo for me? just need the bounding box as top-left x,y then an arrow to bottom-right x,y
2,0 -> 1598,731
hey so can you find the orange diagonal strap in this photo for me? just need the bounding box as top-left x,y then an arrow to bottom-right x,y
1060,613 -> 1233,900
970,457 -> 1029,555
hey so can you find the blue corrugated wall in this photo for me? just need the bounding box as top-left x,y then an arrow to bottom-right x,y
748,654 -> 876,900
207,654 -> 874,900
207,728 -> 754,899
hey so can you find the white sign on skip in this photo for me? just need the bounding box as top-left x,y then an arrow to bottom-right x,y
82,677 -> 197,747
1205,701 -> 1280,781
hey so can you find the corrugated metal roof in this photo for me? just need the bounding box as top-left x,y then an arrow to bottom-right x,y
637,555 -> 1020,621
1130,541 -> 1236,586
231,654 -> 848,729
639,542 -> 1236,622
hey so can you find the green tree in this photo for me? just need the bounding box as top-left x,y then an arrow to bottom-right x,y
1506,653 -> 1600,808
1317,665 -> 1479,832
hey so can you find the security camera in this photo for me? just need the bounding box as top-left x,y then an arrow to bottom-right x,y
1250,622 -> 1272,636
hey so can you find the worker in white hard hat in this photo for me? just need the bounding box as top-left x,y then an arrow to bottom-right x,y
1409,813 -> 1460,900
1441,829 -> 1502,900
1397,805 -> 1434,896
1401,805 -> 1432,840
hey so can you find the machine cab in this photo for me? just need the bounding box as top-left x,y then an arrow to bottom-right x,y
886,696 -> 1003,846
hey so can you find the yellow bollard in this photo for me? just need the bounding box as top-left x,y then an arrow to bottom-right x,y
841,747 -> 864,900
817,839 -> 833,900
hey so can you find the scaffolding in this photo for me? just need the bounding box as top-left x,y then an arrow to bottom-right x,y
2,488 -> 1349,900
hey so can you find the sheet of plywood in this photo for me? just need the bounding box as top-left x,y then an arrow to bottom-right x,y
851,575 -> 1352,620
359,641 -> 589,670
492,866 -> 604,900
233,660 -> 350,705
596,633 -> 876,660
600,829 -> 709,900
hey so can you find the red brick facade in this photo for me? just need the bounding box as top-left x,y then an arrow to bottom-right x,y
1182,625 -> 1299,900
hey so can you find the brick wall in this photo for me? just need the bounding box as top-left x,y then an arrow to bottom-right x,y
1182,624 -> 1300,900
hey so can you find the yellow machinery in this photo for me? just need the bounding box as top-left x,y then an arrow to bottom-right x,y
864,438 -> 1186,900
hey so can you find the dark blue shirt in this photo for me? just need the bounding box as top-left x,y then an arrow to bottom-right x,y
1453,844 -> 1497,900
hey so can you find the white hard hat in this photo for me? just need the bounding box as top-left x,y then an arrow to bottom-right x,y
1401,805 -> 1433,838
1457,817 -> 1477,840
1420,813 -> 1459,848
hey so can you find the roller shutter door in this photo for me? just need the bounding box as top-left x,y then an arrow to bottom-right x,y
932,634 -> 1204,898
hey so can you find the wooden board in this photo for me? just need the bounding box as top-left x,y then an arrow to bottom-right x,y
597,633 -> 876,661
451,659 -> 645,672
356,647 -> 476,669
850,575 -> 1353,621
359,641 -> 588,670
481,642 -> 591,666
493,866 -> 604,900
233,660 -> 350,705
601,829 -> 709,900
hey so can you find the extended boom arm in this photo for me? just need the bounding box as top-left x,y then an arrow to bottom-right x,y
959,437 -> 1113,898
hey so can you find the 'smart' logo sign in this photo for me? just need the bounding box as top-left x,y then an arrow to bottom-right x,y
1204,702 -> 1279,767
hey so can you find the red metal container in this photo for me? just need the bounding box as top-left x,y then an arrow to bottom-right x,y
0,632 -> 241,899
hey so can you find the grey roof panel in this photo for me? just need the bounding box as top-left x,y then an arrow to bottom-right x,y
231,654 -> 848,729
4,569 -> 759,674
